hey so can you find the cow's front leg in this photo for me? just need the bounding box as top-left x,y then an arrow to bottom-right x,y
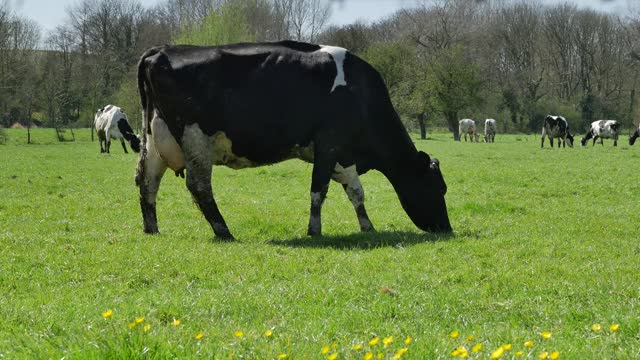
120,138 -> 129,153
332,164 -> 374,232
182,124 -> 233,240
136,136 -> 167,234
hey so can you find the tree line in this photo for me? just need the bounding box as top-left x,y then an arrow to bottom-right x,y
1,0 -> 640,141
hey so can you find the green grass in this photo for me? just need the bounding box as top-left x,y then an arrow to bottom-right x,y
1,128 -> 639,359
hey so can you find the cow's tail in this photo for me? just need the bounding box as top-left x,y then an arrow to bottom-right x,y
137,47 -> 163,138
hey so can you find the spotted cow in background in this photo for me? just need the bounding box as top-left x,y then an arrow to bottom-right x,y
630,124 -> 640,145
94,105 -> 141,154
135,41 -> 452,239
484,118 -> 497,143
459,119 -> 479,142
581,120 -> 620,147
541,115 -> 574,148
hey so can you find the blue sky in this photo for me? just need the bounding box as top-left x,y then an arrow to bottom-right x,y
10,0 -> 628,34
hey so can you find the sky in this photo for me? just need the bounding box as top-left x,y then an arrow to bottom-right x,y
6,0 -> 631,34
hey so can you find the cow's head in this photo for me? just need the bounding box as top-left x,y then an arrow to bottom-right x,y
580,136 -> 588,147
130,134 -> 141,153
630,128 -> 640,145
392,151 -> 452,233
566,133 -> 575,147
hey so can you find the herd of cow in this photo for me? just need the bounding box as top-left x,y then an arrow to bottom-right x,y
91,40 -> 640,240
458,115 -> 637,148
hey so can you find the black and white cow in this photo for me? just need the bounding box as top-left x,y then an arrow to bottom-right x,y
458,119 -> 479,142
630,124 -> 640,145
135,41 -> 452,239
484,118 -> 497,143
541,115 -> 574,148
94,105 -> 141,153
581,120 -> 620,147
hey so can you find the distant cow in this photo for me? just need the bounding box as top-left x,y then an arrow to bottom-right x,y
629,124 -> 640,145
484,118 -> 497,143
541,115 -> 574,148
459,119 -> 479,142
135,41 -> 452,239
94,105 -> 141,153
581,120 -> 620,147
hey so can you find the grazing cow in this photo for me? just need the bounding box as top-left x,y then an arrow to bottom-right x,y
459,119 -> 479,142
581,120 -> 620,147
135,41 -> 452,239
484,118 -> 497,143
94,105 -> 141,154
541,115 -> 574,148
630,124 -> 640,145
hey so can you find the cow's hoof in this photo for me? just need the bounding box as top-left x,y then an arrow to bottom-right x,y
307,227 -> 322,237
361,225 -> 375,233
144,227 -> 159,234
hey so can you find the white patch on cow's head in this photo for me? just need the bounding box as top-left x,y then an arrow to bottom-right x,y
318,45 -> 348,92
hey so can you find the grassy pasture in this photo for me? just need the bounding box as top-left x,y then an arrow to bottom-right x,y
1,128 -> 639,359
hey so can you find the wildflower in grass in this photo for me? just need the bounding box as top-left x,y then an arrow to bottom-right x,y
503,344 -> 512,351
549,351 -> 560,359
264,329 -> 273,338
144,324 -> 151,332
404,336 -> 413,345
364,352 -> 373,360
490,346 -> 504,359
135,317 -> 145,324
327,353 -> 338,360
540,331 -> 552,340
450,330 -> 460,339
515,351 -> 524,357
277,355 -> 287,360
591,324 -> 602,332
172,319 -> 181,327
322,345 -> 331,355
369,336 -> 380,346
102,309 -> 113,319
451,346 -> 468,358
472,343 -> 483,352
466,335 -> 474,342
394,348 -> 408,359
538,351 -> 549,359
233,330 -> 243,338
195,332 -> 204,340
353,343 -> 363,351
610,324 -> 620,332
383,336 -> 394,348
128,322 -> 136,329
377,352 -> 384,359
524,341 -> 534,348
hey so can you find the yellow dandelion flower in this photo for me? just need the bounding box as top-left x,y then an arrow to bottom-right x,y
490,346 -> 504,359
128,322 -> 136,329
264,330 -> 273,337
102,309 -> 113,318
472,343 -> 483,352
541,331 -> 552,340
404,336 -> 413,345
450,330 -> 460,339
364,352 -> 373,360
549,351 -> 560,360
369,336 -> 380,346
451,347 -> 461,357
233,330 -> 243,338
591,324 -> 602,332
394,348 -> 408,358
524,341 -> 534,348
135,317 -> 144,324
171,319 -> 180,327
322,345 -> 331,355
327,353 -> 338,360
610,323 -> 620,332
383,336 -> 394,348
451,346 -> 468,358
515,351 -> 524,357
377,352 -> 384,359
195,332 -> 204,340
277,355 -> 288,360
459,348 -> 469,358
466,335 -> 474,342
503,344 -> 512,351
143,324 -> 151,332
538,351 -> 549,359
353,343 -> 363,351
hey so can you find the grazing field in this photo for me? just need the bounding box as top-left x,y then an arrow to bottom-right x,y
1,128 -> 639,359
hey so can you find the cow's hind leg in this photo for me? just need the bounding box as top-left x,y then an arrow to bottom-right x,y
307,147 -> 336,237
136,135 -> 167,234
332,164 -> 374,232
182,124 -> 233,240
